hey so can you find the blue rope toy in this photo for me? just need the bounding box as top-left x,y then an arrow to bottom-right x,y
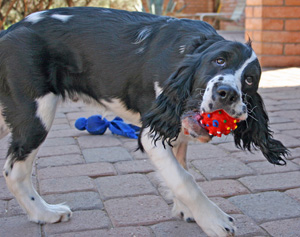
75,115 -> 140,139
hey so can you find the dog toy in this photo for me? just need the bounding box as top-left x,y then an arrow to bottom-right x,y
75,115 -> 140,139
200,110 -> 240,137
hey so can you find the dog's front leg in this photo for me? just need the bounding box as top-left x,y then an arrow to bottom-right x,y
141,127 -> 236,237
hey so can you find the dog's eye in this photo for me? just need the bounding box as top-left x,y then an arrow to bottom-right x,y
216,58 -> 225,66
245,76 -> 253,86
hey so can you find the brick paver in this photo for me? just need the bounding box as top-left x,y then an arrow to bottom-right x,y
228,191 -> 300,223
260,217 -> 300,237
44,210 -> 111,235
82,147 -> 133,163
1,65 -> 300,236
95,174 -> 157,200
104,195 -> 173,227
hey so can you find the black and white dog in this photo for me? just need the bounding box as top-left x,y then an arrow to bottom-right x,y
0,7 -> 288,236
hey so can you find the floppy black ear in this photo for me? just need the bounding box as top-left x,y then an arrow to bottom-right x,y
141,55 -> 200,146
233,92 -> 289,165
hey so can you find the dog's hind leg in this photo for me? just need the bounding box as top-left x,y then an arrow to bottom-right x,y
2,93 -> 72,224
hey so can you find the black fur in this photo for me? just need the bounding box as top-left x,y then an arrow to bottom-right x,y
233,93 -> 289,165
141,54 -> 201,146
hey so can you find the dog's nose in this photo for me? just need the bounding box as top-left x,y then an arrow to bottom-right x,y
216,85 -> 239,104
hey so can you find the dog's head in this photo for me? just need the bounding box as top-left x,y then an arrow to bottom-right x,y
141,37 -> 289,165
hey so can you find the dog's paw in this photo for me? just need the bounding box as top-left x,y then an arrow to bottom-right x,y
194,201 -> 236,237
172,198 -> 195,223
28,203 -> 72,224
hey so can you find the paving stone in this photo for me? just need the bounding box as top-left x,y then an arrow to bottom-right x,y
289,147 -> 300,159
77,135 -> 121,149
44,210 -> 111,235
37,145 -> 81,157
95,174 -> 157,200
157,184 -> 173,204
231,214 -> 267,236
187,144 -> 231,160
52,117 -> 69,125
229,192 -> 300,223
114,160 -> 155,174
0,200 -> 7,216
44,192 -> 103,211
151,220 -> 206,237
36,154 -> 84,169
0,149 -> 7,159
247,160 -> 300,175
0,135 -> 9,150
0,178 -> 14,200
66,111 -> 100,121
0,215 -> 41,237
260,217 -> 300,237
231,151 -> 267,163
282,128 -> 300,137
47,129 -> 84,138
192,158 -> 254,180
272,134 -> 300,148
239,171 -> 300,192
42,137 -> 76,147
188,167 -> 206,182
210,197 -> 242,214
82,147 -> 133,163
122,141 -> 149,159
6,198 -> 26,216
104,195 -> 172,227
146,172 -> 162,189
198,179 -> 250,198
293,158 -> 300,165
51,124 -> 71,131
38,162 -> 116,180
40,176 -> 96,195
217,141 -> 241,153
269,116 -> 293,124
285,188 -> 300,202
49,226 -> 153,237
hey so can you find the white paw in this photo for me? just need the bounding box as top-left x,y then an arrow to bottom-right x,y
172,198 -> 195,223
194,201 -> 236,237
28,203 -> 72,224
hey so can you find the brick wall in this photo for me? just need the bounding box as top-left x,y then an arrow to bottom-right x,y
245,0 -> 300,67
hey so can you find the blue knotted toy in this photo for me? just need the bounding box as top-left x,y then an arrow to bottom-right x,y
75,115 -> 140,139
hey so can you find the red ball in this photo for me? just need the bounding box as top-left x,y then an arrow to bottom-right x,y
199,110 -> 240,137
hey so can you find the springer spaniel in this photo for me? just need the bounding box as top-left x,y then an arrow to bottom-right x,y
0,7 -> 288,236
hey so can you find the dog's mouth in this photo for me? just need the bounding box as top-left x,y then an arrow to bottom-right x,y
181,111 -> 212,143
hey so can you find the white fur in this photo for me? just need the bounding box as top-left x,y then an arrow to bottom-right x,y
235,51 -> 257,85
35,93 -> 59,131
179,45 -> 186,54
3,148 -> 72,223
51,14 -> 73,23
25,11 -> 46,24
200,51 -> 257,121
133,27 -> 152,44
141,127 -> 236,236
154,81 -> 163,98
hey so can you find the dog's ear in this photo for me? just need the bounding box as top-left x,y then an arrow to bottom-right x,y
141,55 -> 200,146
233,92 -> 289,165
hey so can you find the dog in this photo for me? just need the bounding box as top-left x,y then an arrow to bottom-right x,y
0,7 -> 288,236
